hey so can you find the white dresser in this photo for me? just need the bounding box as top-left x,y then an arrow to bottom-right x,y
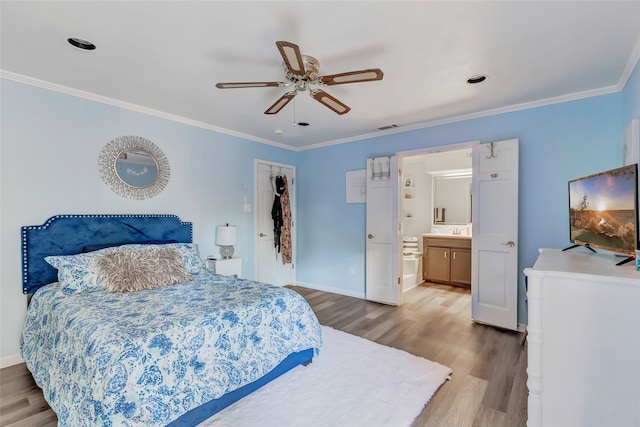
524,248 -> 640,427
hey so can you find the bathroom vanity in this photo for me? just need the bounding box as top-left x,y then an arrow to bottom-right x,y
423,235 -> 471,287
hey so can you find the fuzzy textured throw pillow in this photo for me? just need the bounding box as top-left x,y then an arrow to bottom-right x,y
97,247 -> 194,293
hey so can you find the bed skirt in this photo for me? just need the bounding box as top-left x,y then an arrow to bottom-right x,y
168,348 -> 314,426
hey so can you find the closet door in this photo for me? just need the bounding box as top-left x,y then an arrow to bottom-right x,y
255,161 -> 296,286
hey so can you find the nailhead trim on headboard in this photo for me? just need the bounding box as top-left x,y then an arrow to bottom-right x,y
21,214 -> 193,294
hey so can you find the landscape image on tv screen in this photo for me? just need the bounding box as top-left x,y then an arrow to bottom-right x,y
569,164 -> 638,255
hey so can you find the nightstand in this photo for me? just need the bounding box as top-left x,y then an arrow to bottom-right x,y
207,257 -> 242,278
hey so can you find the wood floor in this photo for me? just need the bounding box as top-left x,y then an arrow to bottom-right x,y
291,283 -> 528,427
0,282 -> 527,427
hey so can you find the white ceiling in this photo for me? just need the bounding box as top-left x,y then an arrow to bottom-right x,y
2,1 -> 640,150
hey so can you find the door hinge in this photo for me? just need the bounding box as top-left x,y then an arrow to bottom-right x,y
397,277 -> 401,285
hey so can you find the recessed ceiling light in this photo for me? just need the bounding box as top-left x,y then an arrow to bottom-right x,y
467,75 -> 487,84
67,38 -> 96,50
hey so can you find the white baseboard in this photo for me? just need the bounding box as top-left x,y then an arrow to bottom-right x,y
294,281 -> 365,300
1,354 -> 24,369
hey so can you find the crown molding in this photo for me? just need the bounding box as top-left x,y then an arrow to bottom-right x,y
618,37 -> 640,89
1,69 -> 627,153
0,70 -> 296,151
297,84 -> 623,151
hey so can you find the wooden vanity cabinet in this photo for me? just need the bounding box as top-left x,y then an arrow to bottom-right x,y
424,247 -> 450,282
450,248 -> 471,284
423,237 -> 471,287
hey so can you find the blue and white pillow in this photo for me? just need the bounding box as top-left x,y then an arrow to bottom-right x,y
45,243 -> 207,295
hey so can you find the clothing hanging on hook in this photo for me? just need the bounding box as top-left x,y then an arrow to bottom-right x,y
280,176 -> 292,264
271,175 -> 286,255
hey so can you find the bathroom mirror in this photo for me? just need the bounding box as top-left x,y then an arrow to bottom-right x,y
432,172 -> 471,225
98,135 -> 170,200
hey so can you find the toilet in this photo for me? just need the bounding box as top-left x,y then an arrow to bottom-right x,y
402,237 -> 422,291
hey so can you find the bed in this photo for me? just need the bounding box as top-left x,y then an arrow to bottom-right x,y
20,214 -> 322,426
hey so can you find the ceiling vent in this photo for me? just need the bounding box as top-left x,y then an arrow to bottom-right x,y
377,124 -> 399,131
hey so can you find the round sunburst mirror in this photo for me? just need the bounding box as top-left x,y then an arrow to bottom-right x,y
98,135 -> 170,200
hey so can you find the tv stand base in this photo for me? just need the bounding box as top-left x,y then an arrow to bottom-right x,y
615,255 -> 636,266
562,244 -> 596,253
562,244 -> 635,266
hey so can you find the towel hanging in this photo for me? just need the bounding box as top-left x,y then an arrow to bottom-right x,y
370,156 -> 392,181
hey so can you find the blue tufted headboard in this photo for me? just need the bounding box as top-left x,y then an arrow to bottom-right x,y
21,214 -> 193,294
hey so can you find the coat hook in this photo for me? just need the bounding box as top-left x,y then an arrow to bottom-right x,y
486,142 -> 497,159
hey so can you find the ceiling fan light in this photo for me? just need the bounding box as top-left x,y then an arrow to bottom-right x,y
218,41 -> 378,116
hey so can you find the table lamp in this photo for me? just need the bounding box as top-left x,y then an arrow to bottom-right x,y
216,223 -> 237,259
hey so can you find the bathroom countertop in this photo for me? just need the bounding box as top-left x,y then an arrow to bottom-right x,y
423,233 -> 471,239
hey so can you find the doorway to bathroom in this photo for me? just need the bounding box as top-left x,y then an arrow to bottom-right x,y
398,142 -> 474,295
397,139 -> 520,331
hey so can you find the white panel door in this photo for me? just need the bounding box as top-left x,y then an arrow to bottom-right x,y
255,161 -> 295,286
365,156 -> 400,305
471,139 -> 519,330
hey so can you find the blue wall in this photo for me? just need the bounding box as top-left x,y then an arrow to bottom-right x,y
1,56 -> 638,358
0,79 -> 298,272
296,92 -> 627,325
0,78 -> 299,359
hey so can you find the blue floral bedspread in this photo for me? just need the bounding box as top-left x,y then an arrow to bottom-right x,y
21,272 -> 322,426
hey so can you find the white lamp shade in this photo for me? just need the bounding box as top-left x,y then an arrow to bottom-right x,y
216,225 -> 237,246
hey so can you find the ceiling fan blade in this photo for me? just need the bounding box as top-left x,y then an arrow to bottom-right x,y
310,89 -> 351,115
216,82 -> 285,89
319,68 -> 384,86
276,41 -> 306,77
264,91 -> 297,115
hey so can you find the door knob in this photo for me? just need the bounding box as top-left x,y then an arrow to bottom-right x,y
367,234 -> 373,239
502,241 -> 515,247
259,233 -> 267,237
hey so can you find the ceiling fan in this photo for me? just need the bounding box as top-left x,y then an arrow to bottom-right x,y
215,41 -> 383,115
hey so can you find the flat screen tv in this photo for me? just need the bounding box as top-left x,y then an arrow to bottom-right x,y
567,163 -> 639,265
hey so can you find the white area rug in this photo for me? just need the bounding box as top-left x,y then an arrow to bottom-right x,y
200,326 -> 452,427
